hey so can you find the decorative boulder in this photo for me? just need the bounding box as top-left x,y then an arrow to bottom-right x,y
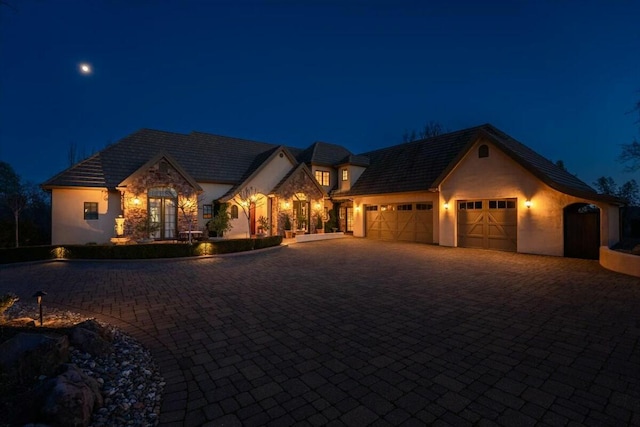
69,326 -> 112,357
73,319 -> 114,342
0,332 -> 69,385
38,363 -> 103,427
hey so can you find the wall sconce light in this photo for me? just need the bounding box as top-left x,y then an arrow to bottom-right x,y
283,201 -> 290,209
444,202 -> 449,210
315,202 -> 321,210
355,205 -> 360,212
32,290 -> 47,326
525,200 -> 532,208
133,197 -> 140,205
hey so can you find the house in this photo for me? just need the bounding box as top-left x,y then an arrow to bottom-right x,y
42,124 -> 621,259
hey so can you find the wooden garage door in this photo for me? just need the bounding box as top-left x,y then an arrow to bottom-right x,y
457,199 -> 517,252
366,203 -> 433,243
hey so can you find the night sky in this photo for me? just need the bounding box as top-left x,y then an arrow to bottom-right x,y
1,0 -> 638,188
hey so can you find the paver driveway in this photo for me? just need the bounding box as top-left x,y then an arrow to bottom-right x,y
1,239 -> 639,426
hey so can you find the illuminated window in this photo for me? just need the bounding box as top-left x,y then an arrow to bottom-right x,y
314,170 -> 330,186
230,205 -> 239,219
479,145 -> 489,158
342,169 -> 348,181
203,204 -> 212,219
84,202 -> 98,220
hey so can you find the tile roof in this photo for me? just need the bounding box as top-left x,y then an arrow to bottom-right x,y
296,141 -> 354,166
42,129 -> 293,189
344,126 -> 480,196
42,124 -> 616,204
343,124 -> 615,203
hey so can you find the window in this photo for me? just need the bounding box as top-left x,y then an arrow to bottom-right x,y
230,205 -> 239,219
342,169 -> 348,181
479,144 -> 489,158
203,204 -> 213,219
489,200 -> 516,209
365,205 -> 378,211
459,201 -> 482,210
84,202 -> 98,220
416,203 -> 433,211
397,204 -> 412,211
314,170 -> 330,186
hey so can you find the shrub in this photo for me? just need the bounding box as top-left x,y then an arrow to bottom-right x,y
0,236 -> 283,264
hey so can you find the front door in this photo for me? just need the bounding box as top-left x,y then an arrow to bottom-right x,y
293,200 -> 309,232
148,187 -> 177,239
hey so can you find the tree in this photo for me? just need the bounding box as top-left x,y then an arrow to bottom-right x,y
618,179 -> 639,206
0,162 -> 28,247
233,187 -> 264,238
177,191 -> 203,243
402,121 -> 445,143
419,121 -> 444,139
206,203 -> 232,238
619,99 -> 640,172
593,176 -> 639,206
593,176 -> 618,196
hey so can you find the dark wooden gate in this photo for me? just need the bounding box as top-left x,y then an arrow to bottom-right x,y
564,204 -> 600,259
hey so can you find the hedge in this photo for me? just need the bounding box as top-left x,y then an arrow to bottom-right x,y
0,236 -> 283,264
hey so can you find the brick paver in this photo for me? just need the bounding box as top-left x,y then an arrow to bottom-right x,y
1,239 -> 639,426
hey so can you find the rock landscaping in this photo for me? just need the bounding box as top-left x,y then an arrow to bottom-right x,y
0,299 -> 163,427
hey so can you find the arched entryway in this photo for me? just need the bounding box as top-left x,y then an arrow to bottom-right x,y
564,203 -> 600,259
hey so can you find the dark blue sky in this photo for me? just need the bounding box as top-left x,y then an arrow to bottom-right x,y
1,0 -> 638,187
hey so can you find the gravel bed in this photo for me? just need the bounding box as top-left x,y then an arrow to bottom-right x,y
4,303 -> 164,427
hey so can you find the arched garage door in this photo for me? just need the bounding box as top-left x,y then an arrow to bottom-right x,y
457,199 -> 517,252
366,202 -> 433,243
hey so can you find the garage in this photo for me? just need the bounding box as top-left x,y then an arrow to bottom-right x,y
366,202 -> 433,243
457,199 -> 517,252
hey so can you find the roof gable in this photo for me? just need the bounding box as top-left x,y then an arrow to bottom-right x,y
117,152 -> 202,192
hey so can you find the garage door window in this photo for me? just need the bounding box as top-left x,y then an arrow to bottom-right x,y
365,205 -> 378,211
489,200 -> 516,209
416,203 -> 432,211
459,201 -> 482,210
397,204 -> 412,211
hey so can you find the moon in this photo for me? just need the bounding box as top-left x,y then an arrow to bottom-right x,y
79,63 -> 92,75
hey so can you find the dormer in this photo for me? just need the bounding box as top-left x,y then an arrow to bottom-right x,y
337,155 -> 369,192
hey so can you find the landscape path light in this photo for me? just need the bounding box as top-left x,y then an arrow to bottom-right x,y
32,290 -> 47,326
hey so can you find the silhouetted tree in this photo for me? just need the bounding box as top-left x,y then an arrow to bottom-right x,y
619,99 -> 640,172
402,121 -> 445,143
593,176 -> 639,206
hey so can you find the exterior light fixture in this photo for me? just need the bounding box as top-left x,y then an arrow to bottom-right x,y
315,202 -> 321,210
444,202 -> 449,210
284,201 -> 290,209
32,290 -> 47,326
525,200 -> 532,208
355,205 -> 360,212
133,197 -> 140,205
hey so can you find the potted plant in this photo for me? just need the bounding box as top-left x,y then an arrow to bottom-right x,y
206,203 -> 232,239
283,213 -> 293,238
296,215 -> 307,234
324,210 -> 337,233
315,213 -> 324,234
257,215 -> 270,237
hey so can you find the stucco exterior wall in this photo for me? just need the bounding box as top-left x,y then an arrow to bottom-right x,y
438,140 -> 618,256
351,191 -> 439,241
51,188 -> 120,245
338,165 -> 367,193
224,151 -> 295,239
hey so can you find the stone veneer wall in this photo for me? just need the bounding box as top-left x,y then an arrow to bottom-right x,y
123,160 -> 200,240
273,169 -> 325,237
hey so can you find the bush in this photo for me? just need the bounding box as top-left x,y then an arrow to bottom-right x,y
0,236 -> 284,264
